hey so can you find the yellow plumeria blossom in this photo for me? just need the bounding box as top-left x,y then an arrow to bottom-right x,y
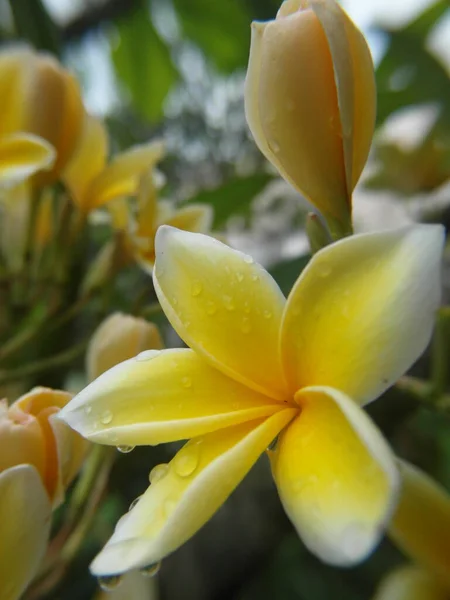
109,169 -> 214,274
0,48 -> 84,183
0,387 -> 87,600
87,312 -> 163,382
373,461 -> 450,600
63,114 -> 165,213
245,0 -> 376,234
59,224 -> 443,576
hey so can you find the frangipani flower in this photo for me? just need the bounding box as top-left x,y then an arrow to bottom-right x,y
0,387 -> 87,600
0,48 -> 84,183
63,115 -> 165,214
245,0 -> 376,234
109,169 -> 213,274
373,461 -> 450,600
60,224 -> 443,576
87,313 -> 163,382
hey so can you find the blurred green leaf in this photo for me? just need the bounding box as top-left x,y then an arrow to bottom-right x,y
185,173 -> 273,228
112,4 -> 178,123
376,1 -> 450,126
172,0 -> 250,72
269,255 -> 310,296
9,0 -> 60,55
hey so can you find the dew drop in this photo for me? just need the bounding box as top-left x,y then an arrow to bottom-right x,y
243,255 -> 254,265
263,310 -> 272,319
243,301 -> 251,314
181,376 -> 192,389
140,562 -> 161,578
117,445 -> 135,454
98,575 -> 123,592
155,266 -> 164,278
149,463 -> 169,484
191,281 -> 203,297
84,405 -> 92,415
206,300 -> 217,316
236,271 -> 244,283
251,274 -> 259,282
222,295 -> 235,311
241,317 -> 251,334
129,495 -> 143,511
173,445 -> 200,478
318,263 -> 332,277
172,296 -> 178,306
136,349 -> 161,362
271,140 -> 280,153
100,410 -> 113,425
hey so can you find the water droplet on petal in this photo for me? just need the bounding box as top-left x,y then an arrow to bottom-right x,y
191,281 -> 203,297
129,495 -> 143,511
100,410 -> 113,425
243,301 -> 251,314
98,575 -> 123,592
206,301 -> 217,316
181,376 -> 192,389
263,310 -> 272,319
171,296 -> 178,306
236,271 -> 244,283
251,274 -> 259,282
318,263 -> 332,277
149,463 -> 169,484
140,562 -> 161,578
173,444 -> 200,478
155,266 -> 164,278
243,255 -> 254,264
136,349 -> 161,362
84,405 -> 92,415
117,445 -> 135,454
241,317 -> 251,334
222,295 -> 235,311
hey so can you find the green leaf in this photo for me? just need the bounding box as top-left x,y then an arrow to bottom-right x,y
269,255 -> 310,296
9,0 -> 61,56
184,173 -> 273,228
111,4 -> 178,123
172,0 -> 250,72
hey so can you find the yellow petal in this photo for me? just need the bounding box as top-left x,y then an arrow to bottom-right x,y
86,312 -> 163,382
136,169 -> 158,237
389,461 -> 450,588
373,566 -> 448,600
153,227 -> 287,401
162,204 -> 213,233
59,349 -> 286,446
89,409 -> 296,575
0,133 -> 55,187
0,465 -> 52,600
63,114 -> 108,210
310,0 -> 376,192
85,141 -> 165,212
0,49 -> 31,137
281,225 -> 444,404
271,386 -> 399,566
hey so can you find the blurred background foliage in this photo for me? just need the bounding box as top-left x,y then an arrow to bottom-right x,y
0,0 -> 449,599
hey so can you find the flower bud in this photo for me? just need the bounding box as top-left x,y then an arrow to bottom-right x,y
0,48 -> 84,183
245,0 -> 376,234
87,313 -> 163,381
0,387 -> 87,507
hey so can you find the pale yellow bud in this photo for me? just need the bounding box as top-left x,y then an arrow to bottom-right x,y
245,0 -> 376,233
0,387 -> 87,507
87,313 -> 164,381
0,48 -> 84,183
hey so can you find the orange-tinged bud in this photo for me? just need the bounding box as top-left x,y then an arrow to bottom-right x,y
245,0 -> 376,234
0,387 -> 87,507
86,313 -> 164,382
0,48 -> 84,183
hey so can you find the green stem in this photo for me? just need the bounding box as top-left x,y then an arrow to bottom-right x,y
431,306 -> 450,398
396,375 -> 450,415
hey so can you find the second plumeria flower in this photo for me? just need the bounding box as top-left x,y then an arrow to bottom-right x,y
60,224 -> 443,576
245,0 -> 376,235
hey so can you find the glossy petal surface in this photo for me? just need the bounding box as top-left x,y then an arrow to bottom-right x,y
281,226 -> 444,404
271,386 -> 399,566
90,410 -> 296,575
59,349 -> 286,446
0,465 -> 51,600
153,227 -> 287,400
390,461 -> 450,588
